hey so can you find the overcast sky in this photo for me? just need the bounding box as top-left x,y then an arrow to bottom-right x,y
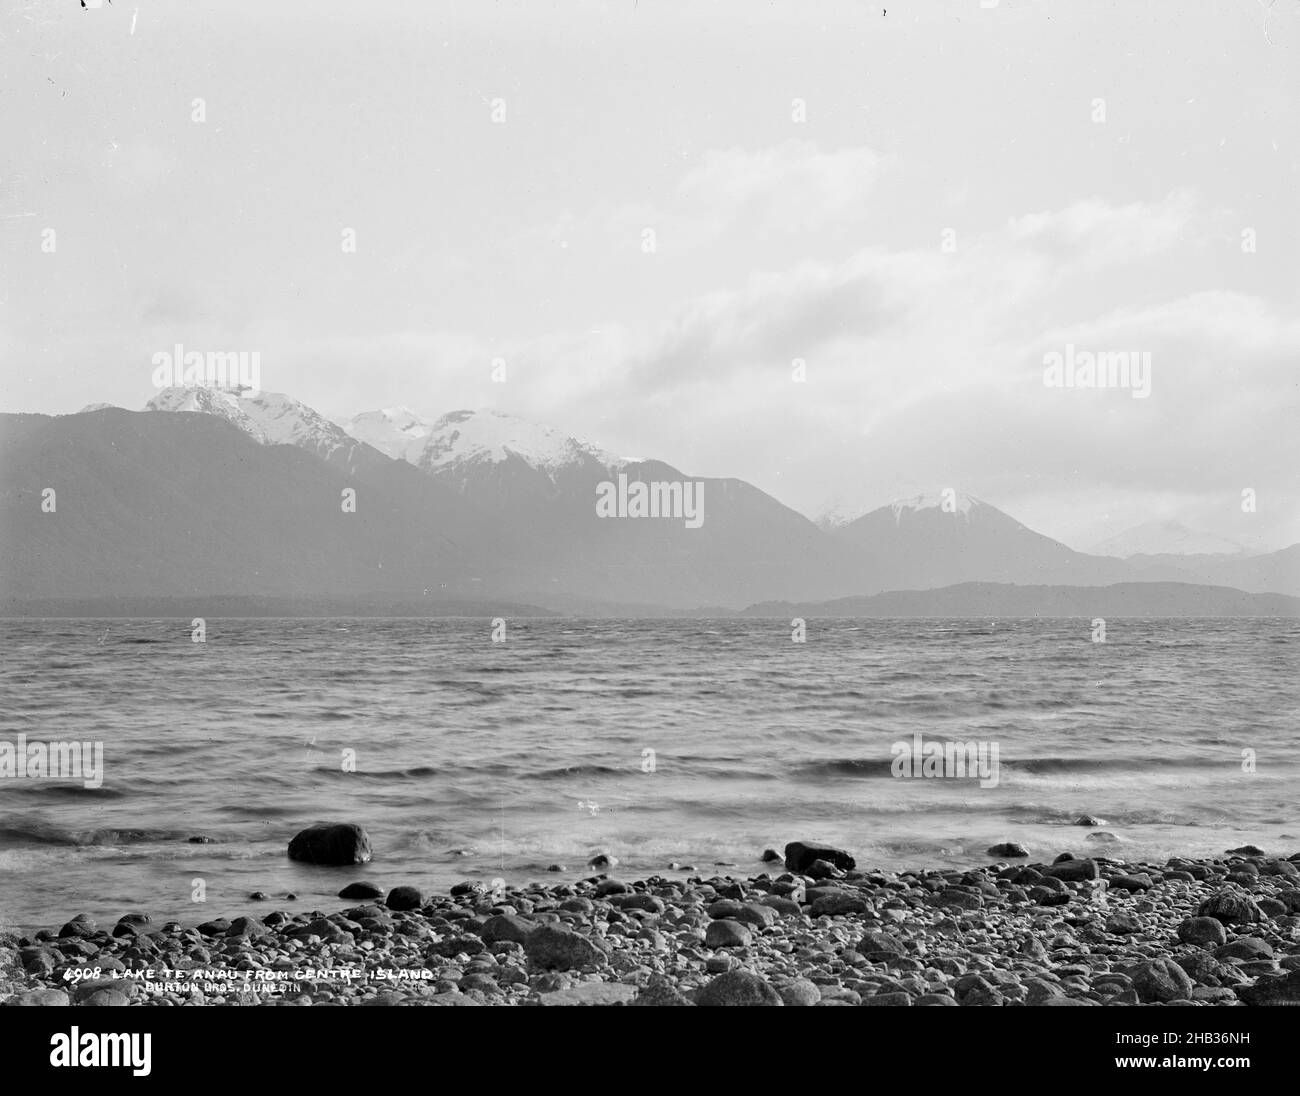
2,0 -> 1297,550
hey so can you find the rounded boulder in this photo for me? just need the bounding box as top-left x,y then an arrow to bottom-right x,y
287,822 -> 373,866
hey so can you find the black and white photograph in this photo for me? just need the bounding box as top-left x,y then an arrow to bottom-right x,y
1,0 -> 1297,1071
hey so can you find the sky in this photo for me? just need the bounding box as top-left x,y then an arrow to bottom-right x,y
2,0 -> 1297,551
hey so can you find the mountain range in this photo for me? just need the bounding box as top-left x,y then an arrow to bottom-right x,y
1,387 -> 1295,615
1087,519 -> 1256,559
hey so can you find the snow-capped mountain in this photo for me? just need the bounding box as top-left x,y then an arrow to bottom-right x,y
817,491 -> 979,530
341,407 -> 622,480
338,406 -> 433,461
813,498 -> 871,531
1,406 -> 515,601
827,492 -> 1135,592
342,407 -> 627,518
70,388 -> 1295,606
132,389 -> 856,606
888,491 -> 979,522
412,409 -> 621,479
145,386 -> 363,467
1089,519 -> 1250,559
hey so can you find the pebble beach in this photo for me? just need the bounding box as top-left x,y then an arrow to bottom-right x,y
5,835 -> 1300,1007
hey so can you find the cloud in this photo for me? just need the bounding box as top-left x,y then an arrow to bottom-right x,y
548,189 -> 1297,547
268,187 -> 1297,550
529,140 -> 887,256
1007,190 -> 1200,269
676,142 -> 887,236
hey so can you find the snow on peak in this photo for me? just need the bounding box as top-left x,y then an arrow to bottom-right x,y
144,386 -> 355,457
814,499 -> 873,531
816,491 -> 984,529
1089,519 -> 1248,558
341,406 -> 434,459
412,409 -> 620,474
145,384 -> 247,421
889,492 -> 980,523
147,389 -> 623,476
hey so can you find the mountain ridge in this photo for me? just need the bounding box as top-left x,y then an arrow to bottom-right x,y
1,393 -> 1294,609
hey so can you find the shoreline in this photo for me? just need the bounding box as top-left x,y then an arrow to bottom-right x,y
4,846 -> 1299,1006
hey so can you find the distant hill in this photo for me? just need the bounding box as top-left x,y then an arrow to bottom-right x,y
827,493 -> 1135,591
742,581 -> 1300,618
1089,518 -> 1254,558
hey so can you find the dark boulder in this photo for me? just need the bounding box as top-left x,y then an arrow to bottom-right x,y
1256,897 -> 1288,919
523,924 -> 609,971
225,916 -> 269,939
385,885 -> 423,911
1214,937 -> 1273,961
810,891 -> 869,917
1131,958 -> 1194,1003
988,842 -> 1029,858
805,859 -> 846,880
783,841 -> 855,874
857,930 -> 906,957
704,920 -> 753,948
696,970 -> 782,1006
1196,889 -> 1265,926
1041,858 -> 1099,882
480,914 -> 537,945
608,893 -> 666,914
933,889 -> 983,910
1104,911 -> 1142,935
633,978 -> 694,1006
197,918 -> 231,936
57,915 -> 97,939
287,822 -> 372,866
1177,916 -> 1228,948
1236,969 -> 1300,1005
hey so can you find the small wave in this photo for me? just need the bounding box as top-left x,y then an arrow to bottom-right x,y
528,763 -> 626,780
80,827 -> 188,845
794,758 -> 897,778
2,783 -> 126,800
0,823 -> 186,846
1010,756 -> 1225,775
307,765 -> 440,780
217,803 -> 293,817
795,754 -> 1230,780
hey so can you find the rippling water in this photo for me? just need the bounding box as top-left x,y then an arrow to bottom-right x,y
1,617 -> 1296,931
